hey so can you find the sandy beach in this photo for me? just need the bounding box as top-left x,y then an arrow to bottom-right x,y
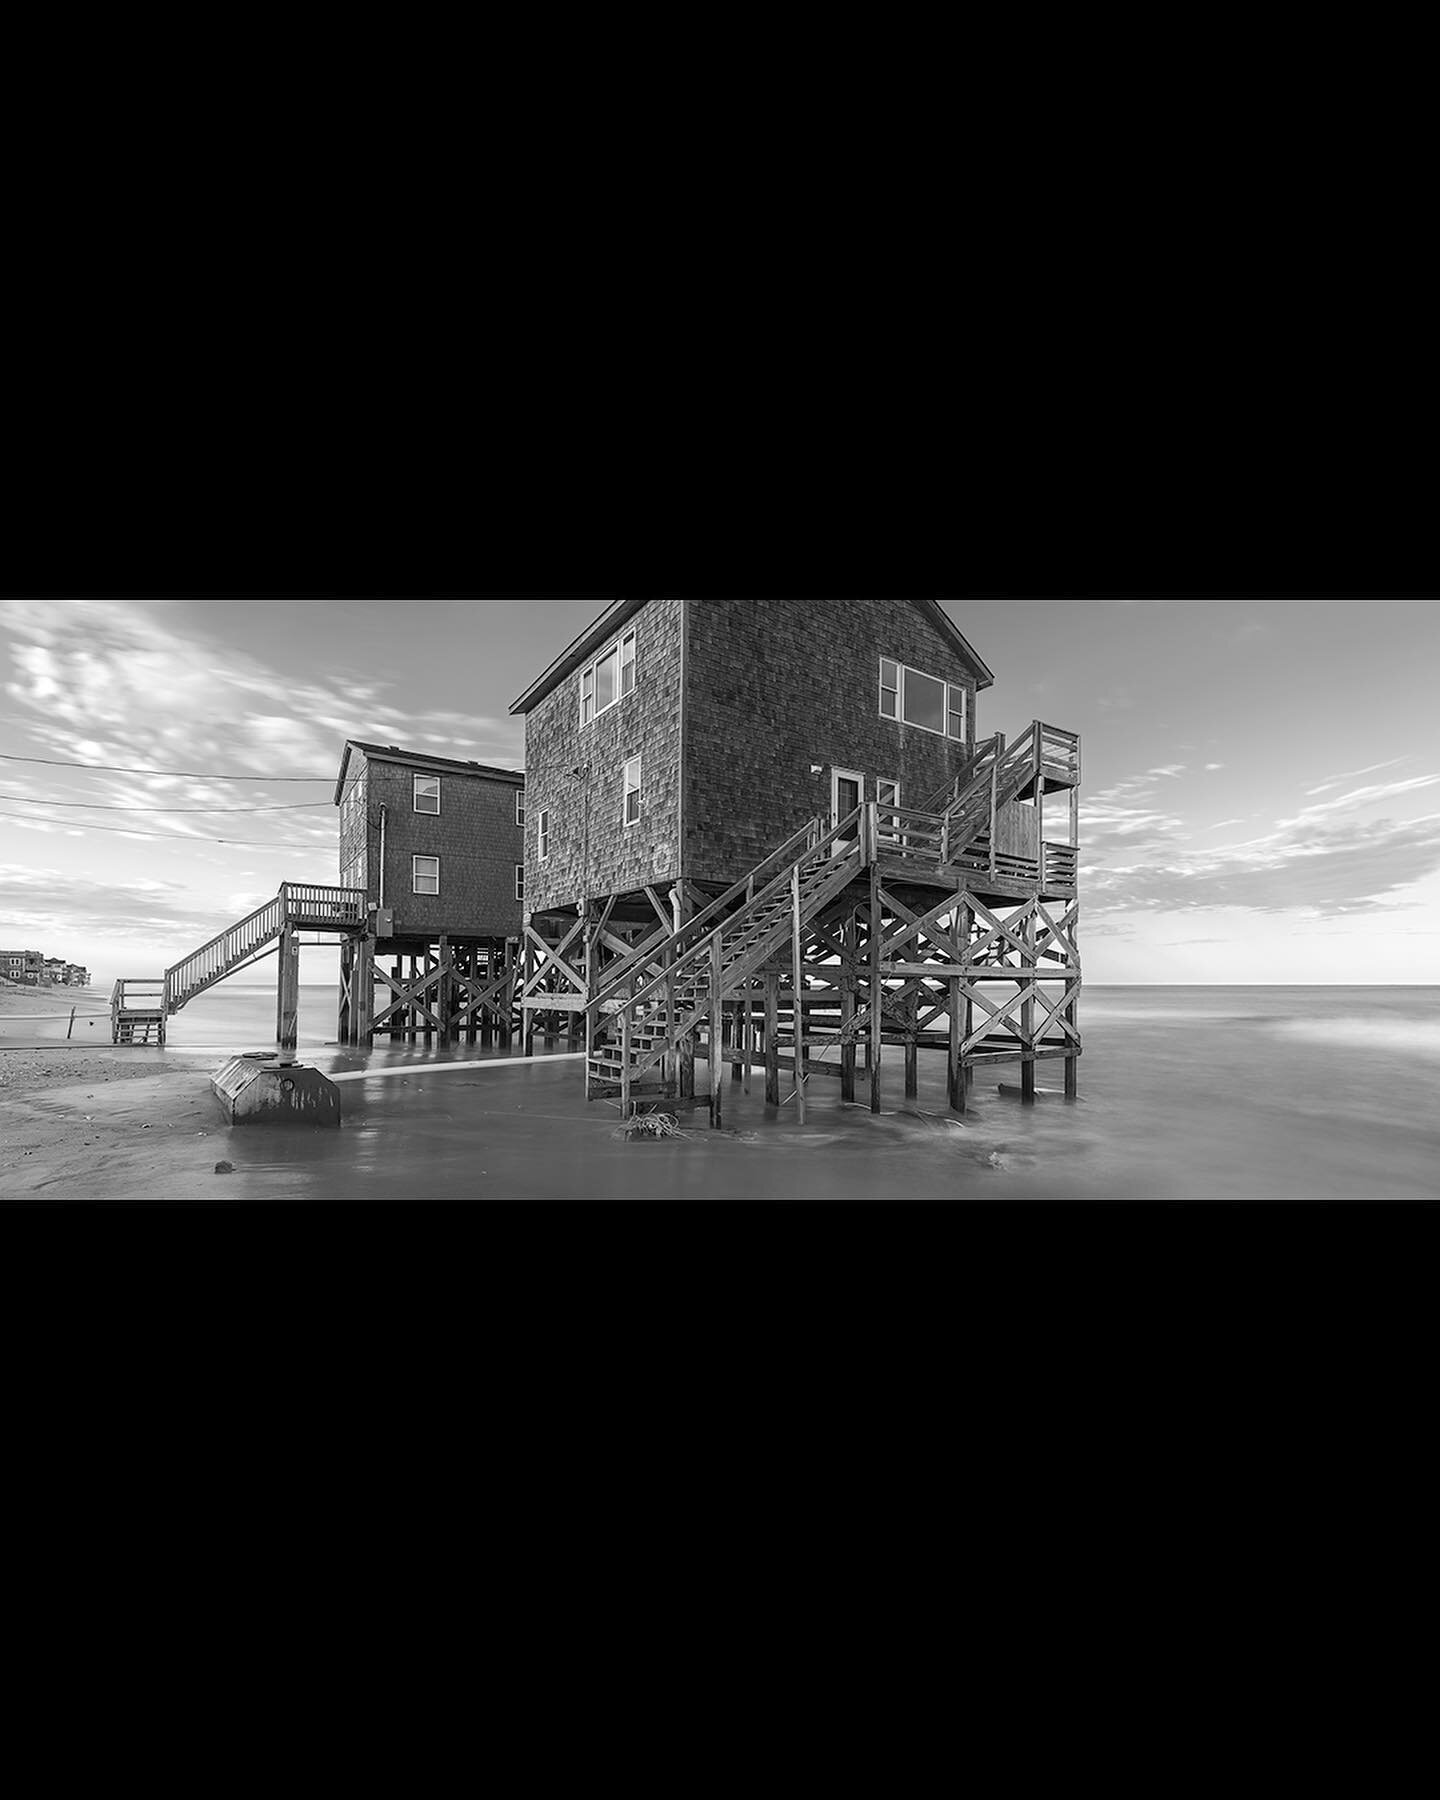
3,982 -> 1438,1199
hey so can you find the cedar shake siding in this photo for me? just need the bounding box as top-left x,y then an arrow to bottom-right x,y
681,598 -> 981,886
334,742 -> 525,940
515,597 -> 990,907
523,597 -> 684,917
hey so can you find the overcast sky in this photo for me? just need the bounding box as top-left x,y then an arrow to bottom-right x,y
1,596 -> 1437,985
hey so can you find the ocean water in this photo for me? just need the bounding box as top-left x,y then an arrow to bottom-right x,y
6,985 -> 1438,1199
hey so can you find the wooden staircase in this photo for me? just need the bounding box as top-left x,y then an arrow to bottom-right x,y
586,808 -> 868,1103
111,979 -> 167,1044
110,884 -> 367,1044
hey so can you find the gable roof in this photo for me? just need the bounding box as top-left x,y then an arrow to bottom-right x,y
508,597 -> 994,716
509,598 -> 648,717
334,739 -> 524,806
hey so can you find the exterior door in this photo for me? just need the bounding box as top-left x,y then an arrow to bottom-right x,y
832,768 -> 863,845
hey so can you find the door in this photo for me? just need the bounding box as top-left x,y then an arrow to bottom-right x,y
832,767 -> 863,847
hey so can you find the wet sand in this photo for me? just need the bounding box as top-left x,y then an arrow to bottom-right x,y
0,1034 -> 1086,1201
5,986 -> 1438,1199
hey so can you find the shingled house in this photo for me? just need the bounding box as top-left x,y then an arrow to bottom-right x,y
512,597 -> 992,924
509,599 -> 1082,1120
332,740 -> 527,1046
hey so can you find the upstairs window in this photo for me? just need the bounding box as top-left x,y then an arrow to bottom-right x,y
516,790 -> 526,828
581,627 -> 638,725
623,756 -> 642,827
413,855 -> 440,895
538,808 -> 550,863
414,773 -> 440,814
881,658 -> 967,741
515,864 -> 525,901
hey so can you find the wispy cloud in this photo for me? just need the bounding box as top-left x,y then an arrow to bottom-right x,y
1079,757 -> 1440,917
1204,762 -> 1225,771
1304,755 -> 1409,796
0,602 -> 525,854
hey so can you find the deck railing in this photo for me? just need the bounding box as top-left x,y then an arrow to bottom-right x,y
164,883 -> 366,1013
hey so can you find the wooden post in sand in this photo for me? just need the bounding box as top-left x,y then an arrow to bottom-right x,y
276,925 -> 300,1053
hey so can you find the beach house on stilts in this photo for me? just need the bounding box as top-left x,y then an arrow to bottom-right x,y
510,598 -> 1082,1125
109,739 -> 525,1052
331,742 -> 526,1048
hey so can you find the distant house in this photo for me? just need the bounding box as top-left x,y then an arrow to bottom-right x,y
333,740 -> 526,943
2,949 -> 45,985
65,963 -> 89,987
44,957 -> 66,985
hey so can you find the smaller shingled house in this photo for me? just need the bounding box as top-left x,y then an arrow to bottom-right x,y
333,739 -> 526,943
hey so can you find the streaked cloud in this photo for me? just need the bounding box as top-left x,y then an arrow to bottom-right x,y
1304,755 -> 1408,796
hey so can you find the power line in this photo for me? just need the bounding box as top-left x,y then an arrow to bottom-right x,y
0,809 -> 332,848
0,752 -> 340,781
0,793 -> 331,813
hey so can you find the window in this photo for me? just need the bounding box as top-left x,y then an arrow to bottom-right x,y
515,864 -> 525,901
516,789 -> 526,828
538,808 -> 550,862
413,855 -> 439,895
623,756 -> 641,827
581,627 -> 638,725
414,774 -> 440,814
881,658 -> 968,741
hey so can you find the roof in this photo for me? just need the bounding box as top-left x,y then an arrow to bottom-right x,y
508,597 -> 994,716
509,598 -> 647,716
334,740 -> 524,806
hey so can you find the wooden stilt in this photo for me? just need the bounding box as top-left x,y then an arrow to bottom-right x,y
840,914 -> 856,1105
711,935 -> 724,1130
949,975 -> 965,1113
276,924 -> 299,1052
869,868 -> 882,1114
358,937 -> 373,1046
1020,907 -> 1036,1103
792,862 -> 805,1125
765,971 -> 779,1106
523,939 -> 536,1057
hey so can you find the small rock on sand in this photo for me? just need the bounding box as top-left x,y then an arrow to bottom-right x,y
215,1161 -> 234,1174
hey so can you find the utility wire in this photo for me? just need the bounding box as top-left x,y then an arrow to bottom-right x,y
0,752 -> 340,780
0,793 -> 331,813
0,808 -> 331,848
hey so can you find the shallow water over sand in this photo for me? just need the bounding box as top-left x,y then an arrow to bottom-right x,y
7,985 -> 1438,1198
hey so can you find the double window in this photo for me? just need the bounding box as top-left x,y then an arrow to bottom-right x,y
515,864 -> 525,901
623,756 -> 642,827
581,627 -> 637,726
516,789 -> 526,828
537,808 -> 550,863
414,773 -> 440,814
413,855 -> 440,895
879,658 -> 966,740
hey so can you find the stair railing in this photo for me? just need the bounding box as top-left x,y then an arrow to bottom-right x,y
613,805 -> 866,1032
916,734 -> 1004,817
164,890 -> 285,1013
589,811 -> 832,1018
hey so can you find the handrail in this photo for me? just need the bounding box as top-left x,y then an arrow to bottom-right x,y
162,883 -> 366,1013
590,812 -> 828,1012
619,806 -> 865,1021
916,734 -> 1003,816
